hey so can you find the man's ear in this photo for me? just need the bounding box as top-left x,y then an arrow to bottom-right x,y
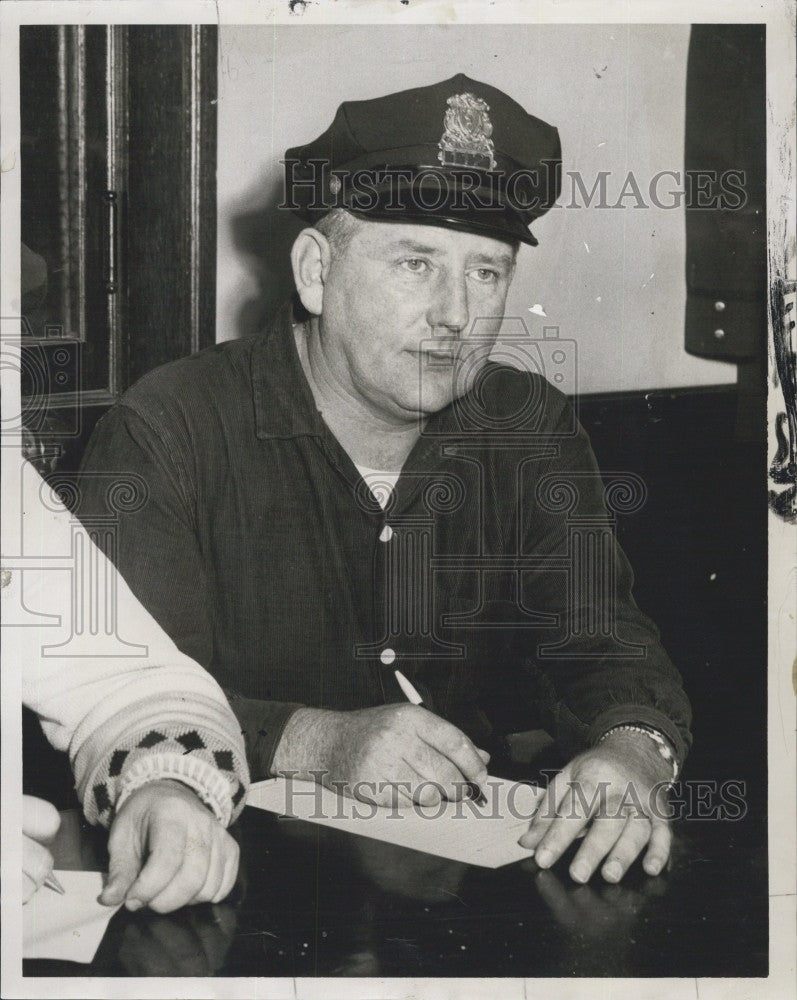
290,228 -> 331,317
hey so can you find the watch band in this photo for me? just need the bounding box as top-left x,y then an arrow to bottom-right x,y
598,723 -> 679,784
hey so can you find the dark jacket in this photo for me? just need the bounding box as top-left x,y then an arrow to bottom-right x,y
78,304 -> 692,779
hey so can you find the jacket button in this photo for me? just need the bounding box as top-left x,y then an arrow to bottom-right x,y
380,648 -> 396,665
379,524 -> 394,542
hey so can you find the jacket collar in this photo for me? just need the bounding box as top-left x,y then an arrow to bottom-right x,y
252,301 -> 326,440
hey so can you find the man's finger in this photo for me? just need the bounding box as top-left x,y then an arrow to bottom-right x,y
146,847 -> 210,913
22,836 -> 55,899
405,745 -> 472,802
212,839 -> 240,904
100,818 -> 142,906
518,771 -> 570,850
419,715 -> 488,786
392,774 -> 418,807
642,820 -> 672,876
100,861 -> 138,907
525,783 -> 592,869
23,872 -> 40,905
558,807 -> 641,884
380,768 -> 421,809
192,834 -> 226,905
350,760 -> 424,806
122,819 -> 188,910
567,815 -> 628,882
22,796 -> 61,842
414,779 -> 445,807
599,814 -> 654,883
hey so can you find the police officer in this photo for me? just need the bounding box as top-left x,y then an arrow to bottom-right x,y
80,74 -> 691,885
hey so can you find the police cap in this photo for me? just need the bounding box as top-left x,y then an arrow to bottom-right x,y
284,73 -> 561,246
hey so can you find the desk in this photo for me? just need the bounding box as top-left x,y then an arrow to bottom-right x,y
23,771 -> 767,979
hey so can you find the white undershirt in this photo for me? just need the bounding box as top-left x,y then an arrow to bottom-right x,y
355,463 -> 400,511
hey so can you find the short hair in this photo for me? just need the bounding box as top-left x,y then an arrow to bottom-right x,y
314,208 -> 364,258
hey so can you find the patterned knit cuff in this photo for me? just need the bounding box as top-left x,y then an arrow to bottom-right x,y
112,751 -> 243,825
82,724 -> 247,828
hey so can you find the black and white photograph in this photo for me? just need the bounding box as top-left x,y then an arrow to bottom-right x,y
1,2 -> 795,998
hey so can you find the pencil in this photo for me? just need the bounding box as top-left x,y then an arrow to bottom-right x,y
43,872 -> 65,895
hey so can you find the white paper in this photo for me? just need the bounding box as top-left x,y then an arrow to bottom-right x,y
247,775 -> 544,868
23,870 -> 120,963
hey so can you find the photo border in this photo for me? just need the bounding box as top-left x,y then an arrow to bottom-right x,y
2,2 -> 794,998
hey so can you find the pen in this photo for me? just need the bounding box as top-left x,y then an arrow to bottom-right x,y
44,872 -> 65,895
394,669 -> 488,806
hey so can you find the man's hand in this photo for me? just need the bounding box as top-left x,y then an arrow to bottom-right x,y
273,704 -> 490,807
22,795 -> 61,903
518,730 -> 674,883
99,780 -> 239,913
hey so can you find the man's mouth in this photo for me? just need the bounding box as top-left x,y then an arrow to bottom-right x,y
419,345 -> 460,363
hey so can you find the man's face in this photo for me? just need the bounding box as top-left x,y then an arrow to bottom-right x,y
316,219 -> 516,424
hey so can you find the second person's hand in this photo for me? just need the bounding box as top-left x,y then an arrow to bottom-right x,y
22,795 -> 62,904
99,779 -> 240,913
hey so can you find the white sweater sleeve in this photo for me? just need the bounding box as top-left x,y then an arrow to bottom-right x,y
4,462 -> 249,827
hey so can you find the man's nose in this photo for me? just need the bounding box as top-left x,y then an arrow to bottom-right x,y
427,273 -> 470,336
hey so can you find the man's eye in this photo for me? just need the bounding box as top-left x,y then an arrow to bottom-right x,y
401,258 -> 429,273
472,268 -> 498,283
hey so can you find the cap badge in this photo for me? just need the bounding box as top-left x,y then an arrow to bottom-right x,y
438,92 -> 497,171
